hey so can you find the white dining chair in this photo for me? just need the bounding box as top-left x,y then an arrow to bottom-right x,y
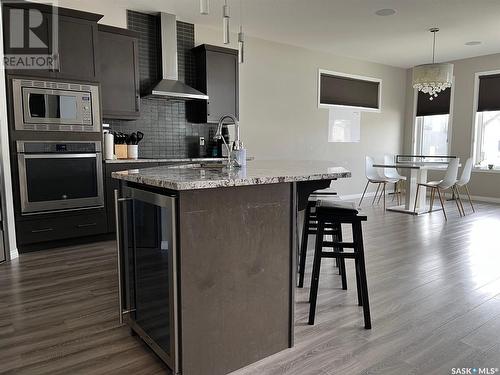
359,156 -> 390,209
454,157 -> 475,214
413,158 -> 461,220
384,154 -> 406,205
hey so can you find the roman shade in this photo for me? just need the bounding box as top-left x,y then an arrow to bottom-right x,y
477,74 -> 500,112
319,73 -> 380,110
416,87 -> 451,116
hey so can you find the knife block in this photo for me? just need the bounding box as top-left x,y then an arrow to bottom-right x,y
115,144 -> 128,159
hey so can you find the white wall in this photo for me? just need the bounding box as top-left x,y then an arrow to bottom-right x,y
33,0 -> 408,197
195,26 -> 407,195
403,53 -> 500,200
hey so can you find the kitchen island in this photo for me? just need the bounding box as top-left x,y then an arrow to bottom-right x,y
112,160 -> 350,375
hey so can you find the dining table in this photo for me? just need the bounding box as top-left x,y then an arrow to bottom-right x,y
373,158 -> 459,215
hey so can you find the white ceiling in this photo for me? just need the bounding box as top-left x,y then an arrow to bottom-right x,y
113,0 -> 500,68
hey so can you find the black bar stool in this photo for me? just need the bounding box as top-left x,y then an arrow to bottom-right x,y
298,201 -> 344,288
308,200 -> 371,329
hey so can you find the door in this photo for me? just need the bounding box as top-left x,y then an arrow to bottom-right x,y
18,152 -> 104,214
12,78 -> 101,132
22,88 -> 85,126
206,50 -> 238,122
55,16 -> 98,81
118,187 -> 179,373
105,163 -> 160,233
98,26 -> 140,119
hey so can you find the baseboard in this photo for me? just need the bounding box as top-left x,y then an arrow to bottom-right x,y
339,191 -> 500,204
469,195 -> 500,204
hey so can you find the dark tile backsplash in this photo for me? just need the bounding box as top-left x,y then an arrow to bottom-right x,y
127,10 -> 160,95
105,11 -> 215,159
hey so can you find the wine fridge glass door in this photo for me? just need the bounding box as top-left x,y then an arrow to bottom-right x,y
122,187 -> 178,373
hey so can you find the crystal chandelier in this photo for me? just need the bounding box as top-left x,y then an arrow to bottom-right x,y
412,28 -> 454,100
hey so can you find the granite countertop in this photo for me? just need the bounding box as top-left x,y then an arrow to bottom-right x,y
112,160 -> 351,191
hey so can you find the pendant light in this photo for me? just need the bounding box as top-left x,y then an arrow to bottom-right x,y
200,0 -> 209,15
238,26 -> 245,63
238,0 -> 244,63
412,28 -> 453,100
223,0 -> 230,44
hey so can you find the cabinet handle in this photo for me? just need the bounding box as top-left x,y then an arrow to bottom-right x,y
77,222 -> 97,228
31,228 -> 53,233
114,189 -> 132,325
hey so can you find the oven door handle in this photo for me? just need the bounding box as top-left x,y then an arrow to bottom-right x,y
20,153 -> 100,159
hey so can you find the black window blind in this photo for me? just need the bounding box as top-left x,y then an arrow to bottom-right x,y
477,74 -> 500,112
319,73 -> 380,109
416,87 -> 451,116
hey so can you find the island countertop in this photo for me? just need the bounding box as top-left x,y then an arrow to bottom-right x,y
112,160 -> 351,191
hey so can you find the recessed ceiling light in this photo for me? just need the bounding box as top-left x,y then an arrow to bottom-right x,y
465,41 -> 482,46
375,8 -> 396,16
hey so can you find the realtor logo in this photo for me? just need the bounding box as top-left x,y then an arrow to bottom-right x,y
2,0 -> 59,69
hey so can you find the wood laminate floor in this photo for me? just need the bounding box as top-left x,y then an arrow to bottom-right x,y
1,200 -> 500,374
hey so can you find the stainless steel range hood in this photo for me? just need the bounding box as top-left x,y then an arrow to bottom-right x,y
147,13 -> 208,100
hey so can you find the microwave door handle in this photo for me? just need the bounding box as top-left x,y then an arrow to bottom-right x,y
54,53 -> 61,72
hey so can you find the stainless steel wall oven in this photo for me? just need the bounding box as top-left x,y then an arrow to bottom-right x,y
17,141 -> 104,215
12,78 -> 100,132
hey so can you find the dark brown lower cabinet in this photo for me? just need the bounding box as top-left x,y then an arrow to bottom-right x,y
16,208 -> 107,250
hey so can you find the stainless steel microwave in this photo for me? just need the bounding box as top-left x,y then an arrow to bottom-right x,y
12,78 -> 101,132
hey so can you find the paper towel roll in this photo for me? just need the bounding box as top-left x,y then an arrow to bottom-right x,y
104,132 -> 114,160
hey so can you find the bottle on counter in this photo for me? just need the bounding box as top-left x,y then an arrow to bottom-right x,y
104,130 -> 115,160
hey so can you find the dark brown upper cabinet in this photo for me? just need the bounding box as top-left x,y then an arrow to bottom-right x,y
55,15 -> 100,81
188,44 -> 239,124
98,25 -> 140,119
1,2 -> 101,82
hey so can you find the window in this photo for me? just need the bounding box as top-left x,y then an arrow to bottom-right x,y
473,72 -> 500,168
413,88 -> 452,155
414,114 -> 450,155
474,111 -> 500,167
318,70 -> 381,111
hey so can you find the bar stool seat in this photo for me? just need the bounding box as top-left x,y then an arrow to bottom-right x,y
316,200 -> 358,214
308,200 -> 371,329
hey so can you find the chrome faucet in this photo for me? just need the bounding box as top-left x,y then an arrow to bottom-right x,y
214,114 -> 242,167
